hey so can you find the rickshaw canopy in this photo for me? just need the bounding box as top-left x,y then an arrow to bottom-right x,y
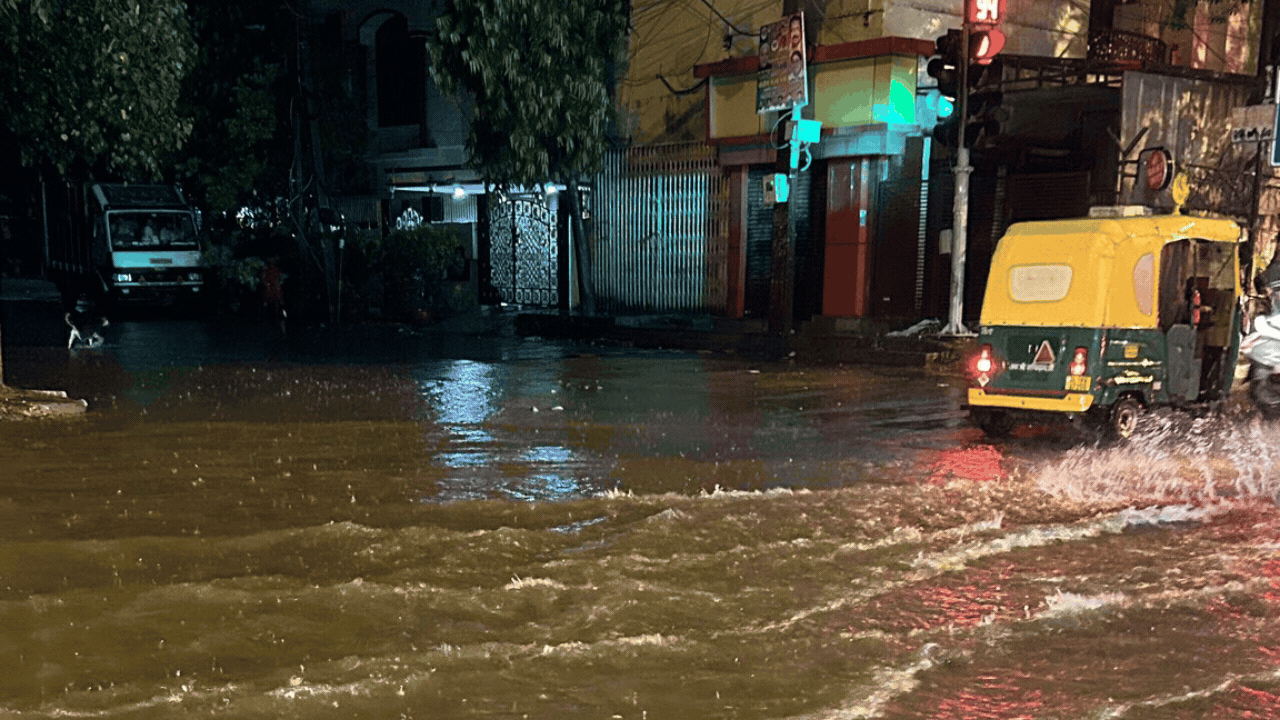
980,213 -> 1242,329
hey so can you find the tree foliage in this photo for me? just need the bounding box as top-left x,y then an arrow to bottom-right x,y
175,2 -> 291,215
0,0 -> 195,179
428,0 -> 628,186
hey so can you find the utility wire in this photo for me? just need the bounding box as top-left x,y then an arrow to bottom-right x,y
623,0 -> 773,87
693,0 -> 753,36
621,0 -> 716,88
657,75 -> 708,95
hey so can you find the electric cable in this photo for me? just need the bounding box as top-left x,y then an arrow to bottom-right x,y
657,75 -> 707,95
693,0 -> 752,36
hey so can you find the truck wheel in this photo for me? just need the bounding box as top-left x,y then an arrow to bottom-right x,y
1107,398 -> 1142,440
973,410 -> 1015,438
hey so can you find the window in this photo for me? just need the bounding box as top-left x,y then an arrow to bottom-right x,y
1133,252 -> 1154,315
376,15 -> 424,127
1008,264 -> 1072,302
108,212 -> 197,250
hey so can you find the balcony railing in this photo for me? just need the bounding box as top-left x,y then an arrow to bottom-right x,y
1088,28 -> 1171,66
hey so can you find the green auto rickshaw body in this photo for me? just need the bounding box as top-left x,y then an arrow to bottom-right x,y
965,210 -> 1243,430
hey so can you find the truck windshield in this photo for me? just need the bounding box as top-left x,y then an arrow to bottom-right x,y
109,212 -> 198,250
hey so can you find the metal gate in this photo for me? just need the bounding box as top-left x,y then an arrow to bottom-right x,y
871,177 -> 922,319
488,193 -> 559,307
591,143 -> 727,313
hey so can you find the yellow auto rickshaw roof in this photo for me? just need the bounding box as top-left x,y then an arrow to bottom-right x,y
980,212 -> 1242,329
997,214 -> 1241,253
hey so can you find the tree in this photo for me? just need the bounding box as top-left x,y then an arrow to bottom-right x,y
0,0 -> 193,396
428,0 -> 628,314
175,1 -> 367,324
0,0 -> 195,179
176,2 -> 290,216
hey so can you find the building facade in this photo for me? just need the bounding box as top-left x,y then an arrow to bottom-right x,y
296,0 -> 1267,324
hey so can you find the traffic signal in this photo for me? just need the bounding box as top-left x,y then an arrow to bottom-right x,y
965,87 -> 1005,147
969,28 -> 1005,64
931,83 -> 1005,149
927,29 -> 963,100
965,0 -> 1007,65
925,91 -> 954,120
927,29 -> 1006,148
926,30 -> 963,145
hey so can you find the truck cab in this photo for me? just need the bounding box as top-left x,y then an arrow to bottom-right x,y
44,181 -> 205,308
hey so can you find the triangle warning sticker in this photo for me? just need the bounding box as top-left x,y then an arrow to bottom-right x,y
1032,340 -> 1055,366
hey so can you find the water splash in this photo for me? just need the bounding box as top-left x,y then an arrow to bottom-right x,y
1032,411 -> 1280,506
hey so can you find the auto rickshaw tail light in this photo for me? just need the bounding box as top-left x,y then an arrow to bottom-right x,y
973,344 -> 995,386
975,344 -> 994,374
1069,347 -> 1088,376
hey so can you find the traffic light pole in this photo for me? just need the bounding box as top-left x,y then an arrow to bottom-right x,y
942,23 -> 974,337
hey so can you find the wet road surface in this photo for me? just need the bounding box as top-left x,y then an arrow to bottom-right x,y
5,310 -> 1280,718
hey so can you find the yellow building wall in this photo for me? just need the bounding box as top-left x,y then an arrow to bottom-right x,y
706,53 -> 918,140
709,75 -> 769,140
813,55 -> 917,129
619,0 -> 781,145
810,0 -> 889,47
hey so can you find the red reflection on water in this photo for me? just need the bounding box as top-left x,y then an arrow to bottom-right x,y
1223,684 -> 1280,718
926,667 -> 1074,720
856,566 -> 1036,635
931,688 -> 1046,720
928,444 -> 1008,484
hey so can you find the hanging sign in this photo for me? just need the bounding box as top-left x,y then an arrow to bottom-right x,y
757,13 -> 808,114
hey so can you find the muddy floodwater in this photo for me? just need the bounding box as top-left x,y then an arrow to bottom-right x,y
6,317 -> 1280,718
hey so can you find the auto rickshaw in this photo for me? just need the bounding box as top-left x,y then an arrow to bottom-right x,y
963,204 -> 1244,439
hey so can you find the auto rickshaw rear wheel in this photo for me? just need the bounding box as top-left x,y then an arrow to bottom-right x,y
1248,363 -> 1280,420
1107,398 -> 1142,440
973,409 -> 1015,437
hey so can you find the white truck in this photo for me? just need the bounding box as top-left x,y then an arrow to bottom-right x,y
43,181 -> 205,308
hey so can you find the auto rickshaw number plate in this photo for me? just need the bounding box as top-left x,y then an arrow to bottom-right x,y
1065,375 -> 1092,392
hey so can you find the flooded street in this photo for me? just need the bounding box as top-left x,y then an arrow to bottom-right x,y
6,310 -> 1280,718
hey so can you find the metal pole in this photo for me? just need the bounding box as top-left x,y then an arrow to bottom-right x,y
942,24 -> 974,336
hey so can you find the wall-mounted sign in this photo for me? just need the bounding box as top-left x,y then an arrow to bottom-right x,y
757,13 -> 807,114
1145,147 -> 1174,191
1230,104 -> 1275,144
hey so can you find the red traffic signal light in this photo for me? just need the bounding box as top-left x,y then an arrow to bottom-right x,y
970,28 -> 1005,64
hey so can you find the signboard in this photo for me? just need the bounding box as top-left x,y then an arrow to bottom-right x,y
1145,147 -> 1174,191
756,13 -> 807,114
1230,104 -> 1276,144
